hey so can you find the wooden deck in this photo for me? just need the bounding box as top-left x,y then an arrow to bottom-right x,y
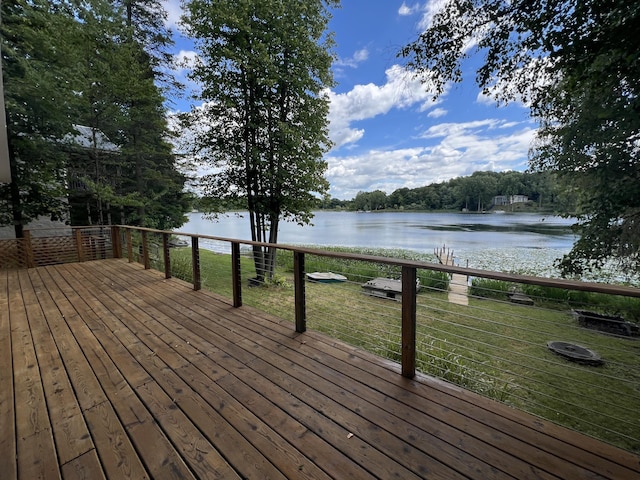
1,260 -> 638,479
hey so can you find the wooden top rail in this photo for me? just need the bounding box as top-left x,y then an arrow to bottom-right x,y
4,224 -> 639,297
118,224 -> 640,298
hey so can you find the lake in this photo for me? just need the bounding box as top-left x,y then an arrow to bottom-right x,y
179,211 -> 578,277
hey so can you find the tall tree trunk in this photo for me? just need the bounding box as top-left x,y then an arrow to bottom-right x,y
136,152 -> 146,225
265,213 -> 279,280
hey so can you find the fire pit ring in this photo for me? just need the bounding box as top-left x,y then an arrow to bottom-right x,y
547,341 -> 603,366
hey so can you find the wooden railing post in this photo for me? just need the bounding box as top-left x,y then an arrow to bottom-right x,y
294,251 -> 306,333
126,229 -> 133,263
23,229 -> 34,268
74,229 -> 84,262
191,236 -> 201,291
162,233 -> 171,279
141,231 -> 150,269
231,242 -> 242,307
401,266 -> 417,378
111,226 -> 122,258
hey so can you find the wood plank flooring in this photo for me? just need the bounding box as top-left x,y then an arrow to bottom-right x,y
1,259 -> 639,479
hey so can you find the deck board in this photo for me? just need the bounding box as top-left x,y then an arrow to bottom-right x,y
0,268 -> 17,479
2,259 -> 639,479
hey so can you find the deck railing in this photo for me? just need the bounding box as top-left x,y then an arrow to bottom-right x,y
0,226 -> 117,269
3,224 -> 640,453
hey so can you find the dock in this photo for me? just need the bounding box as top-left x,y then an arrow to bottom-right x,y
435,245 -> 469,306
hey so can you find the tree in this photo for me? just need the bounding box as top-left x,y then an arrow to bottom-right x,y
115,0 -> 177,86
400,1 -> 640,277
69,0 -> 189,229
181,0 -> 337,282
458,172 -> 497,212
116,0 -> 189,229
1,0 -> 79,237
2,0 -> 188,233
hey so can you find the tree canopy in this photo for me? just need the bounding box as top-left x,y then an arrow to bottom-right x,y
181,0 -> 337,281
400,1 -> 640,277
1,0 -> 79,236
1,0 -> 190,234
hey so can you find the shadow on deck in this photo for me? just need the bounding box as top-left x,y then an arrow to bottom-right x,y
1,259 -> 638,479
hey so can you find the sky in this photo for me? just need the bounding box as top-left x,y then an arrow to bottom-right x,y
162,0 -> 537,200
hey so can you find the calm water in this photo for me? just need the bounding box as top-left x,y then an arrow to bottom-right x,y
179,211 -> 578,275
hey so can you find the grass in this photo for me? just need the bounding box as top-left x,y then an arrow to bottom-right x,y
471,277 -> 640,321
157,246 -> 639,453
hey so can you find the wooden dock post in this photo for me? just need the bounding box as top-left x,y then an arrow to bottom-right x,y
191,236 -> 201,291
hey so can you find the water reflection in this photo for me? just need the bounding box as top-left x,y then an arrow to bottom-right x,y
423,222 -> 572,235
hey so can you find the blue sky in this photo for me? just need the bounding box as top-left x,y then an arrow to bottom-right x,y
163,1 -> 537,200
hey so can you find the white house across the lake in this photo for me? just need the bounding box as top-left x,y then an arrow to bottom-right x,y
493,194 -> 529,206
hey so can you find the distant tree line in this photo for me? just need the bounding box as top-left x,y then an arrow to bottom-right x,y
319,170 -> 574,213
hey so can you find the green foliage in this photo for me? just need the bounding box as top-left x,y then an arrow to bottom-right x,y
181,0 -> 338,280
531,3 -> 640,277
471,278 -> 640,324
399,0 -> 640,275
0,0 -> 80,234
1,0 -> 189,234
469,278 -> 511,300
417,338 -> 515,402
352,190 -> 388,211
68,0 -> 189,230
265,274 -> 292,289
320,170 -> 570,213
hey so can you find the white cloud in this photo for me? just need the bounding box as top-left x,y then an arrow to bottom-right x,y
334,48 -> 370,69
170,50 -> 200,104
398,2 -> 420,16
352,48 -> 369,63
427,107 -> 447,118
331,128 -> 365,149
162,0 -> 183,29
175,49 -> 197,71
328,65 -> 441,149
417,0 -> 449,29
420,119 -> 503,139
325,119 -> 537,199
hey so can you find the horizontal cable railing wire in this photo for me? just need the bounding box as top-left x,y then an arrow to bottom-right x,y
13,225 -> 640,453
410,273 -> 639,451
275,247 -> 639,452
